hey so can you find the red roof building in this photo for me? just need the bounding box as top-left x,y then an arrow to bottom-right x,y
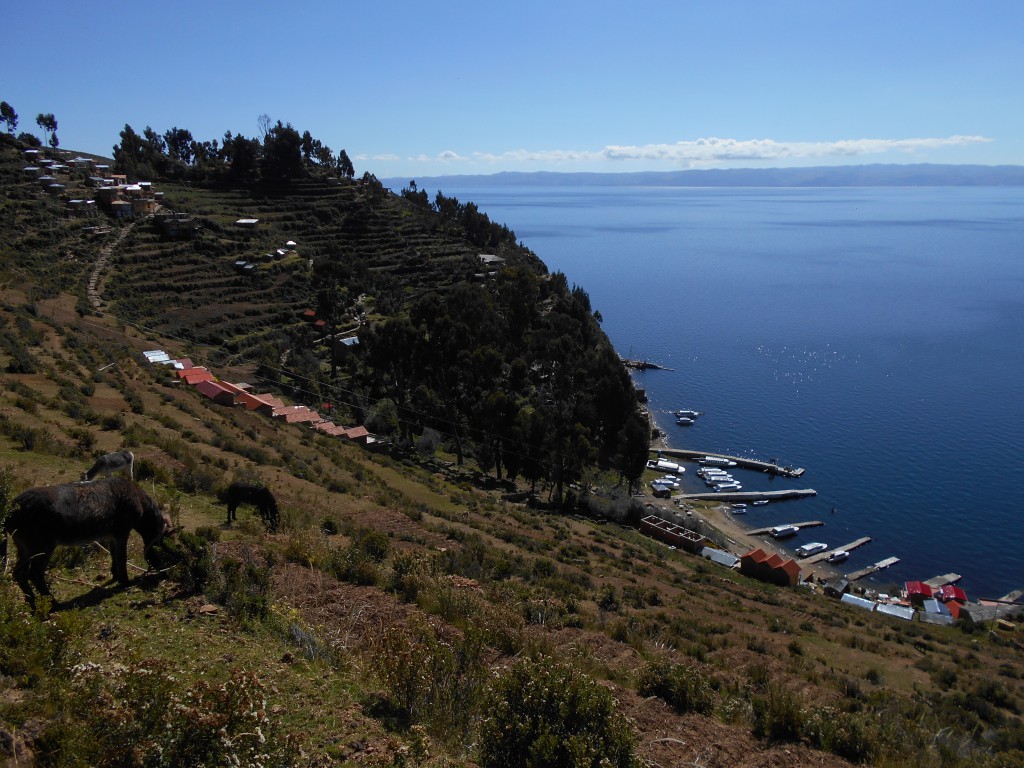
905,581 -> 934,605
179,368 -> 215,385
237,391 -> 284,415
938,584 -> 968,603
195,379 -> 236,406
740,547 -> 802,587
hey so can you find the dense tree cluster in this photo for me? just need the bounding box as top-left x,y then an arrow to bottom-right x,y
112,118 -> 355,185
344,267 -> 649,498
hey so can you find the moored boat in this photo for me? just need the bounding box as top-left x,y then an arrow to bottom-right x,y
826,550 -> 850,564
795,542 -> 828,558
769,524 -> 799,539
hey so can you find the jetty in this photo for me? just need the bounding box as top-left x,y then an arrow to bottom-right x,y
747,521 -> 824,535
677,489 -> 817,503
924,573 -> 962,589
846,557 -> 901,582
800,537 -> 872,564
622,358 -> 674,371
655,448 -> 805,478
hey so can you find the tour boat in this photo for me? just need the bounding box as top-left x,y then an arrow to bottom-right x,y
826,550 -> 850,564
795,542 -> 828,558
676,417 -> 694,426
769,525 -> 799,539
700,456 -> 737,467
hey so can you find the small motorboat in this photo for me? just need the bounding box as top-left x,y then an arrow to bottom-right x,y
826,550 -> 850,564
676,417 -> 694,426
752,499 -> 769,506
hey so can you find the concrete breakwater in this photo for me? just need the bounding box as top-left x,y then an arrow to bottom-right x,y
676,489 -> 817,503
655,448 -> 805,478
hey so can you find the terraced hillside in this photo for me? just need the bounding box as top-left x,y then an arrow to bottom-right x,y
0,136 -> 1022,768
102,175 -> 538,360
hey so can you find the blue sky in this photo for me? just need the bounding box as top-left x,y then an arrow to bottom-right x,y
3,1 -> 1021,178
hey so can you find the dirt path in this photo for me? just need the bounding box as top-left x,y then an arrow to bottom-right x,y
88,217 -> 141,311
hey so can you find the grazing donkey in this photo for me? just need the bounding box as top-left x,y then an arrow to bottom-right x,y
82,450 -> 135,482
1,477 -> 170,606
222,482 -> 280,532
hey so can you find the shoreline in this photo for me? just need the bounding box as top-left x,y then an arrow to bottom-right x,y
642,406 -> 846,583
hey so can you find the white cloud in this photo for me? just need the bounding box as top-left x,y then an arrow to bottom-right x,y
396,135 -> 991,168
601,136 -> 992,165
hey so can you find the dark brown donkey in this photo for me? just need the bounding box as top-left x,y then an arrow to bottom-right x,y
1,478 -> 169,606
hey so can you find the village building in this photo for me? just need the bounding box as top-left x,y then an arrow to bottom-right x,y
740,547 -> 802,587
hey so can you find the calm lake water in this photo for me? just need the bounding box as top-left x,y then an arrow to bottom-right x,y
437,184 -> 1024,599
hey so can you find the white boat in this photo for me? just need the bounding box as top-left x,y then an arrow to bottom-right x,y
700,456 -> 737,467
674,410 -> 701,419
826,550 -> 850,564
769,525 -> 799,539
676,417 -> 694,426
731,503 -> 748,509
795,542 -> 828,558
698,470 -> 730,479
714,482 -> 742,491
752,499 -> 769,506
652,478 -> 680,490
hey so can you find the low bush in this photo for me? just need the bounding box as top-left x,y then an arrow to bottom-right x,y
42,660 -> 297,767
478,654 -> 637,768
636,658 -> 716,716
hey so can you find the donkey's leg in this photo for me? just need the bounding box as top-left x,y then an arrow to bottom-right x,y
111,535 -> 131,583
12,542 -> 36,602
27,548 -> 54,598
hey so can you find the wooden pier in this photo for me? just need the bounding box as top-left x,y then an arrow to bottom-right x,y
747,521 -> 824,535
846,557 -> 901,582
677,489 -> 817,502
800,537 -> 871,564
655,448 -> 805,478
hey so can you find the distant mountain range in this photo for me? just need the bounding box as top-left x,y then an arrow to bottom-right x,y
384,163 -> 1024,189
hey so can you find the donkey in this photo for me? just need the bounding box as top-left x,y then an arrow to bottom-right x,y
1,477 -> 170,606
82,450 -> 135,482
222,482 -> 280,532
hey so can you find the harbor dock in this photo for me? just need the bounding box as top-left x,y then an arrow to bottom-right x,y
924,573 -> 962,589
655,448 -> 805,478
677,489 -> 817,503
800,537 -> 872,564
847,557 -> 901,582
747,521 -> 824,535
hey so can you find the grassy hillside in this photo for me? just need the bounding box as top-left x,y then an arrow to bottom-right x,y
0,138 -> 1022,767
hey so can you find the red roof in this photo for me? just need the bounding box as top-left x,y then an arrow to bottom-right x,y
181,369 -> 215,385
344,426 -> 369,440
742,548 -> 771,564
176,365 -> 207,379
905,581 -> 934,597
195,380 -> 235,403
938,584 -> 967,603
